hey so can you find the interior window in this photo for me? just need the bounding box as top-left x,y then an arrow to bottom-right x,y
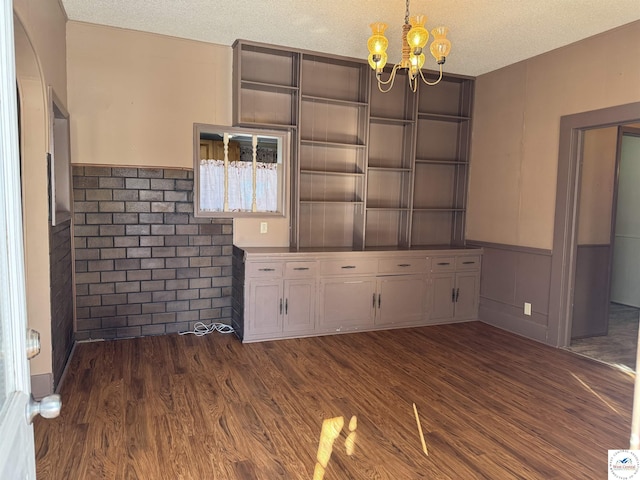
194,124 -> 290,217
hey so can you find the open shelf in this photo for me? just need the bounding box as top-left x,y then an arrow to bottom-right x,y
299,171 -> 364,203
299,142 -> 366,175
298,202 -> 364,249
368,122 -> 413,169
233,40 -> 473,250
300,99 -> 367,145
418,112 -> 470,122
301,54 -> 369,103
415,118 -> 469,162
365,209 -> 409,248
367,169 -> 411,209
369,69 -> 415,121
413,163 -> 467,210
236,43 -> 299,87
301,94 -> 367,108
418,75 -> 473,117
411,210 -> 465,246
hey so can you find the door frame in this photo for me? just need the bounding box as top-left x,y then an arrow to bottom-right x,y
0,0 -> 36,476
549,102 -> 640,348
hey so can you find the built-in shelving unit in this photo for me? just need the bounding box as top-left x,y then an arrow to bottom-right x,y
232,40 -> 474,250
233,43 -> 300,128
366,68 -> 417,248
296,54 -> 369,249
412,74 -> 473,247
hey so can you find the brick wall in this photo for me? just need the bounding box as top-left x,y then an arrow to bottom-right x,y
72,166 -> 232,340
50,220 -> 74,386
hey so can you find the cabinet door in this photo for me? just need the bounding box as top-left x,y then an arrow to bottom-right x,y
248,280 -> 283,336
318,277 -> 375,332
454,272 -> 480,320
283,278 -> 316,334
430,274 -> 455,321
376,275 -> 426,326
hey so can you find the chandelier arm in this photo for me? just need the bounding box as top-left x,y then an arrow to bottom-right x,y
418,64 -> 443,86
377,65 -> 400,93
376,63 -> 400,87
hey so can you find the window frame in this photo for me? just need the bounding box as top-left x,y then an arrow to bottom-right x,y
193,123 -> 291,218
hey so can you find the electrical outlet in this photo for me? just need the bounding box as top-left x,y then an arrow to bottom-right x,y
524,302 -> 532,316
260,222 -> 268,234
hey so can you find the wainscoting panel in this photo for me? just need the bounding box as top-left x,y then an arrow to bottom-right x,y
469,240 -> 552,344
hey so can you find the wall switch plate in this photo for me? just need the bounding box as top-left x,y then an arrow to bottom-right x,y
524,302 -> 532,316
260,222 -> 268,234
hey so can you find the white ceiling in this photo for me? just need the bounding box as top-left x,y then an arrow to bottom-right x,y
59,0 -> 640,76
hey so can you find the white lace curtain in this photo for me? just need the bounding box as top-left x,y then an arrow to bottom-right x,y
200,160 -> 278,212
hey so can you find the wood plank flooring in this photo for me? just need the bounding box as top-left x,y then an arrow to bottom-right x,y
35,322 -> 634,479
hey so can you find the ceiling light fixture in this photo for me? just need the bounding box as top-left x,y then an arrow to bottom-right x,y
367,0 -> 451,93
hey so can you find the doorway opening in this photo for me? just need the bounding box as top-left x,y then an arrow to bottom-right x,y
568,128 -> 640,370
548,102 -> 640,370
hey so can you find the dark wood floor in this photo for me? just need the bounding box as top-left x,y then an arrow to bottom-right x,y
35,322 -> 634,479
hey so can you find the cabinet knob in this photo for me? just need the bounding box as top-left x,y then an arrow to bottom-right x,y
462,261 -> 475,265
259,268 -> 275,271
438,262 -> 450,266
293,267 -> 309,271
341,265 -> 356,269
397,263 -> 411,267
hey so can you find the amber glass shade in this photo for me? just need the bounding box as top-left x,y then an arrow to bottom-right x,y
430,26 -> 451,64
409,53 -> 425,77
368,51 -> 388,72
407,15 -> 429,52
368,22 -> 389,58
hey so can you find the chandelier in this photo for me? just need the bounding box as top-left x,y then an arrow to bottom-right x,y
367,0 -> 452,93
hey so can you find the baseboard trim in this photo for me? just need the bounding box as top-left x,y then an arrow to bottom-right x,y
55,341 -> 77,394
479,298 -> 549,345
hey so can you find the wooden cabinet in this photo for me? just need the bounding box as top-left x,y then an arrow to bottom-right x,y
375,274 -> 426,326
429,254 -> 481,322
318,276 -> 376,333
232,40 -> 474,250
240,258 -> 317,341
233,246 -> 481,343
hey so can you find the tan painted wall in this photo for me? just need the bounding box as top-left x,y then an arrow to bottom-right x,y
467,21 -> 640,250
577,127 -> 617,245
13,0 -> 67,379
67,22 -> 290,247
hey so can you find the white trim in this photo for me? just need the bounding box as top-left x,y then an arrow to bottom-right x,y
0,0 -> 36,477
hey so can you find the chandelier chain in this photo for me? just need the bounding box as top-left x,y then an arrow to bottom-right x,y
404,0 -> 410,25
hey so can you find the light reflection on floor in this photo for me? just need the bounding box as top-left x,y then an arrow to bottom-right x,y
313,415 -> 357,480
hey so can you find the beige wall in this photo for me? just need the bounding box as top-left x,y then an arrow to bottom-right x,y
67,21 -> 290,247
577,127 -> 617,245
467,21 -> 640,250
13,0 -> 67,379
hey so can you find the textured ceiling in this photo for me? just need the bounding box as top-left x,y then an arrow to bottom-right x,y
59,0 -> 640,76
